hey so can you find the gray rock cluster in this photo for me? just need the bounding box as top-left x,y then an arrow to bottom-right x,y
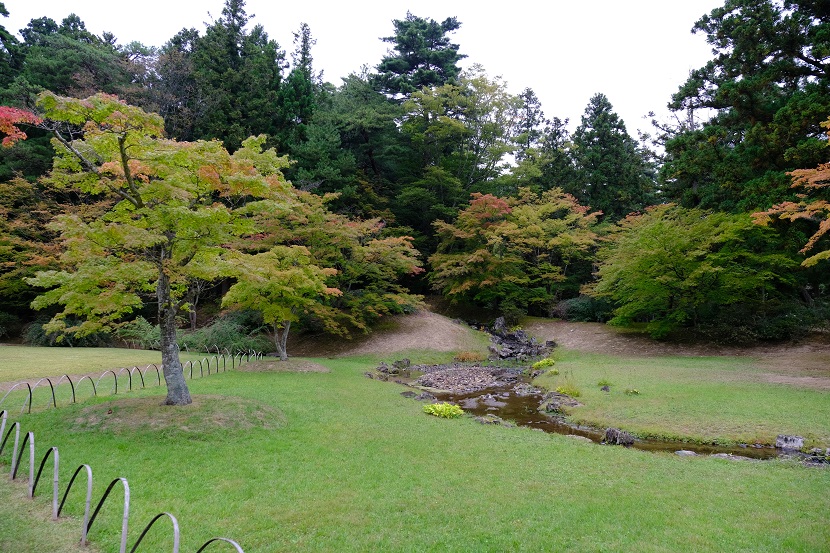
775,435 -> 804,450
539,391 -> 583,414
415,365 -> 523,394
488,317 -> 551,360
602,427 -> 635,446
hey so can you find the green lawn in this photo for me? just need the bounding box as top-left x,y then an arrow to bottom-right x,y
0,347 -> 828,552
0,346 -> 210,383
535,350 -> 830,447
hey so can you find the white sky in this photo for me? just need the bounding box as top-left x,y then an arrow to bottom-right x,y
3,0 -> 723,135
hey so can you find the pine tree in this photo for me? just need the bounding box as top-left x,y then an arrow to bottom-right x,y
372,12 -> 466,98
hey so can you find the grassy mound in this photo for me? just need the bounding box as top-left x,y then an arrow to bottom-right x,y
68,394 -> 285,435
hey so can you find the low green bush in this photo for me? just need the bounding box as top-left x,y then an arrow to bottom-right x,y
178,311 -> 271,353
531,358 -> 555,370
552,295 -> 614,322
423,402 -> 464,419
115,317 -> 160,350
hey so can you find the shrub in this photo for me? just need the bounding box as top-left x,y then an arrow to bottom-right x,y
589,205 -> 807,339
23,318 -> 112,347
0,312 -> 20,339
454,351 -> 485,363
552,295 -> 614,322
115,317 -> 160,349
178,313 -> 271,354
597,379 -> 613,388
532,358 -> 555,370
423,403 -> 464,419
624,388 -> 640,395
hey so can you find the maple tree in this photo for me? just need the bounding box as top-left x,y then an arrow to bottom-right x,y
222,245 -> 340,361
430,189 -> 597,317
17,91 -> 292,405
0,106 -> 43,146
240,188 -> 423,346
590,204 -> 801,339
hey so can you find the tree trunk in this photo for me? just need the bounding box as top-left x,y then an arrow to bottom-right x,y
273,320 -> 291,361
158,268 -> 192,405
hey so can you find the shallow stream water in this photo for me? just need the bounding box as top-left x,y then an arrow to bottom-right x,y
433,383 -> 782,460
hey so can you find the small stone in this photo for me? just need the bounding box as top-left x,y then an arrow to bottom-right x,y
675,450 -> 698,457
363,372 -> 374,379
711,453 -> 756,462
600,385 -> 610,392
566,434 -> 594,444
400,391 -> 417,398
415,391 -> 436,402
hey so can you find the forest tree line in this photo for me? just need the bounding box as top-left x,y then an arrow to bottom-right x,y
1,0 -> 829,351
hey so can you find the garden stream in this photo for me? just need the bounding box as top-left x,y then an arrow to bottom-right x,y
369,363 -> 824,463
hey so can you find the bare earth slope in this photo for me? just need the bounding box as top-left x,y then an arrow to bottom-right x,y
524,320 -> 830,390
288,310 -> 485,358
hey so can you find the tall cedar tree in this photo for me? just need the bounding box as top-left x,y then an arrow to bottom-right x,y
191,0 -> 285,151
278,23 -> 318,149
0,3 -> 21,91
571,93 -> 655,221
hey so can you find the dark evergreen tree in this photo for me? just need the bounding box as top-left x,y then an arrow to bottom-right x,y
278,23 -> 319,148
191,0 -> 285,151
571,93 -> 656,221
372,12 -> 466,97
13,15 -> 130,97
0,13 -> 133,181
0,3 -> 22,91
152,28 -> 201,141
515,87 -> 546,162
660,0 -> 830,211
537,117 -> 577,191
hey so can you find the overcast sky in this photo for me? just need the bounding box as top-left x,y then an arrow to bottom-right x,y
3,0 -> 723,134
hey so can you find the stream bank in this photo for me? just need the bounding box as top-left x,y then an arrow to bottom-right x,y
365,360 -> 829,466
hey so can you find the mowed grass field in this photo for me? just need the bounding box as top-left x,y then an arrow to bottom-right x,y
535,350 -> 830,446
0,346 -> 216,384
0,335 -> 829,552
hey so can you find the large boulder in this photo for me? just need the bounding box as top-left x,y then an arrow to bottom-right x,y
775,435 -> 805,450
602,427 -> 635,446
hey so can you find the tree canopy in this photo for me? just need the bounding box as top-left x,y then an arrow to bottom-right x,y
23,92 -> 293,404
659,0 -> 830,211
372,12 -> 466,98
0,0 -> 828,348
